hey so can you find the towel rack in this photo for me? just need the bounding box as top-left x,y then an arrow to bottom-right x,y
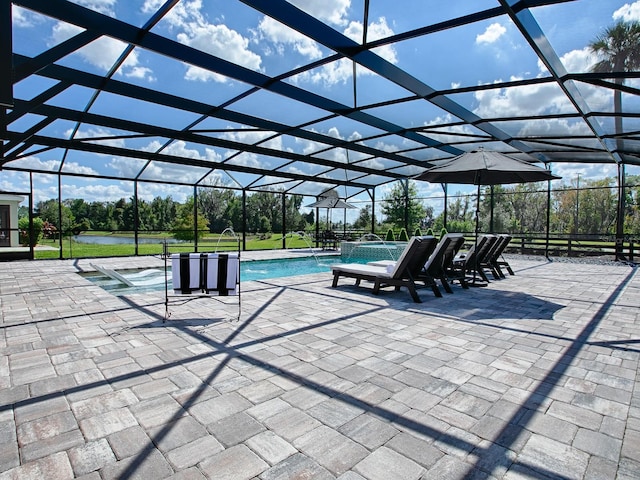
162,237 -> 241,323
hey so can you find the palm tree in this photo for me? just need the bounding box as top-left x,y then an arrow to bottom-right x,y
589,20 -> 640,260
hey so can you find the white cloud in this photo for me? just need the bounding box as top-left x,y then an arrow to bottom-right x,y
473,44 -> 611,122
0,172 -> 31,197
294,126 -> 347,155
473,78 -> 565,118
292,58 -> 352,85
225,152 -> 261,169
69,0 -> 118,17
140,162 -> 206,183
142,0 -> 205,29
222,129 -> 284,151
476,23 -> 507,45
346,17 -> 397,63
295,135 -> 332,156
550,46 -> 596,74
142,139 -> 220,162
287,0 -> 351,27
143,0 -> 262,83
62,163 -> 100,175
613,1 -> 640,22
4,154 -> 100,177
517,117 -> 591,138
373,140 -> 400,153
109,157 -> 148,178
137,183 -> 192,202
133,139 -> 220,183
220,129 -> 295,169
3,156 -> 61,172
178,23 -> 262,82
67,127 -> 127,149
126,66 -> 156,82
12,6 -> 41,28
292,17 -> 397,86
69,182 -> 131,202
49,22 -> 154,81
419,114 -> 479,147
257,16 -> 323,60
552,162 -> 616,183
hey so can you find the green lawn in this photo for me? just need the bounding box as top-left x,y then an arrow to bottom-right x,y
34,233 -> 316,259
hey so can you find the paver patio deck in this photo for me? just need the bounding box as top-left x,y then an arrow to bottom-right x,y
1,253 -> 639,479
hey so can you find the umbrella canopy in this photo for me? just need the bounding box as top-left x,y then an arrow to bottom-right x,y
414,149 -> 560,185
305,189 -> 356,209
306,197 -> 356,209
305,189 -> 356,232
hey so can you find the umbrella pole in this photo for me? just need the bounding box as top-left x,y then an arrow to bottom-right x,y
474,183 -> 479,284
470,182 -> 486,287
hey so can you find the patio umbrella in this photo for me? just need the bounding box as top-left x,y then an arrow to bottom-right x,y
305,189 -> 356,231
414,149 -> 560,283
415,149 -> 561,186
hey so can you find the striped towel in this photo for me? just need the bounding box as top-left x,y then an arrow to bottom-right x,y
171,253 -> 202,294
171,253 -> 239,295
204,253 -> 239,296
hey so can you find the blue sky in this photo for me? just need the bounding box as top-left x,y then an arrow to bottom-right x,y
4,0 -> 640,219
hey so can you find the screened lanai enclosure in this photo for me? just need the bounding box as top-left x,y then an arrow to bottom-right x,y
1,0 -> 640,259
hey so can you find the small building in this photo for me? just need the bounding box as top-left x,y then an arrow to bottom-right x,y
0,192 -> 25,248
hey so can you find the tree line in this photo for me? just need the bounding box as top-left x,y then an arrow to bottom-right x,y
18,173 -> 640,244
381,174 -> 640,238
22,189 -> 314,239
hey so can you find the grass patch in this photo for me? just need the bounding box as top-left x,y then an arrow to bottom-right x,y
34,233 -> 317,259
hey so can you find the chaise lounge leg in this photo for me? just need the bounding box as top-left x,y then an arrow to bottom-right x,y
407,283 -> 422,303
440,277 -> 453,294
492,263 -> 506,278
477,268 -> 490,283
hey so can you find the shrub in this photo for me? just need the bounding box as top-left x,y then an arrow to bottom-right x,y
18,217 -> 44,246
385,229 -> 395,241
398,228 -> 409,242
440,227 -> 448,238
414,228 -> 422,237
426,228 -> 434,237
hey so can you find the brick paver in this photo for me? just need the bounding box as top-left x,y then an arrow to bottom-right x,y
1,253 -> 639,479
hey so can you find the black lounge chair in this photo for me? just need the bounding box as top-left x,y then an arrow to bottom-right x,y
331,236 -> 439,302
478,235 -> 505,280
426,233 -> 466,293
486,234 -> 514,277
369,233 -> 464,296
447,234 -> 497,286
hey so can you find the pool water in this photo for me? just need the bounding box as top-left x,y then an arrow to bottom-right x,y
85,255 -> 370,295
242,256 -> 339,280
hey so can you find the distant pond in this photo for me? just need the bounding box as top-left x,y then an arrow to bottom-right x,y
73,235 -> 184,245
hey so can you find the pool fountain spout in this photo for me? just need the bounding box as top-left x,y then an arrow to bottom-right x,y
215,228 -> 241,252
282,231 -> 323,264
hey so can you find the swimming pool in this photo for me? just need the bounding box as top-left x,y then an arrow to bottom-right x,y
85,255 -> 368,295
242,256 -> 341,280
